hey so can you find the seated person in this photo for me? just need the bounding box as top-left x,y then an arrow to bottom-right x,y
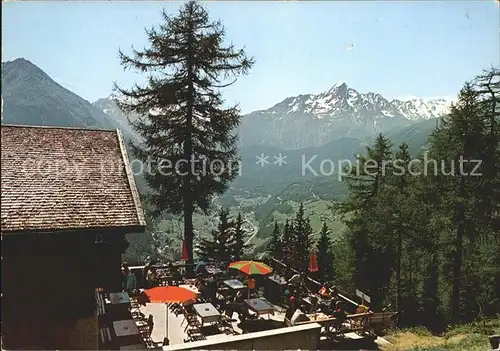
142,260 -> 152,280
288,273 -> 301,286
218,261 -> 227,272
331,301 -> 347,323
355,304 -> 370,327
290,307 -> 310,325
167,262 -> 174,275
147,315 -> 154,336
233,291 -> 250,321
309,295 -> 319,314
318,300 -> 331,315
283,287 -> 291,305
124,267 -> 137,292
146,267 -> 157,288
356,304 -> 369,314
285,296 -> 297,320
205,278 -> 218,302
172,269 -> 182,285
234,290 -> 245,303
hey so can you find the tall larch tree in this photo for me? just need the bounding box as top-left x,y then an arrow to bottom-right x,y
114,1 -> 254,267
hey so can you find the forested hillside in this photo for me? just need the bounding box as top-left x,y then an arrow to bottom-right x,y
330,69 -> 500,329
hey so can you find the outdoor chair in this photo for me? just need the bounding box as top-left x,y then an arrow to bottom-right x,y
169,303 -> 183,315
182,310 -> 201,330
185,327 -> 207,342
184,317 -> 202,332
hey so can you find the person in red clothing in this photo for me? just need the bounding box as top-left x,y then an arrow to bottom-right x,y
318,283 -> 330,297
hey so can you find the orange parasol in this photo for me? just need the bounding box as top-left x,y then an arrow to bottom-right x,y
229,260 -> 272,275
308,249 -> 319,273
144,286 -> 198,341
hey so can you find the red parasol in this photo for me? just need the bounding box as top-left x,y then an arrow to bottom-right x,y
144,286 -> 198,341
181,239 -> 189,261
145,286 -> 197,304
308,249 -> 319,273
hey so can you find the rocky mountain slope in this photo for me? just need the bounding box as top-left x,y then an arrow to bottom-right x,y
238,82 -> 451,149
1,58 -> 135,140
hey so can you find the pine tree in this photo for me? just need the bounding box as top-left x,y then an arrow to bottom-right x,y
293,203 -> 313,272
266,222 -> 283,261
334,134 -> 393,307
231,213 -> 251,260
196,208 -> 233,262
430,83 -> 486,322
114,1 -> 254,266
336,133 -> 393,213
281,219 -> 294,267
316,221 -> 334,282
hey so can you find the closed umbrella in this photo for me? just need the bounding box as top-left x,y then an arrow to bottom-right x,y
308,249 -> 319,273
181,240 -> 189,261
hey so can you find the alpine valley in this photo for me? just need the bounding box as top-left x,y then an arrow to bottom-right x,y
1,58 -> 451,255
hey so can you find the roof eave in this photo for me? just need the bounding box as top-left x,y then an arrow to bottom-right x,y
1,224 -> 146,236
116,129 -> 147,228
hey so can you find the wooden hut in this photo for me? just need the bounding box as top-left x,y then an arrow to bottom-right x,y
1,125 -> 146,350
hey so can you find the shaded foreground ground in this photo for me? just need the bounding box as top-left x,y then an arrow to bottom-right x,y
380,317 -> 500,351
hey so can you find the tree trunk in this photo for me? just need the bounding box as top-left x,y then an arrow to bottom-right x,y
396,230 -> 402,322
451,175 -> 466,323
184,19 -> 195,275
451,209 -> 465,323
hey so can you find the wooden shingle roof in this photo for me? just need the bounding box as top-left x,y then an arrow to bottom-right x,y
1,125 -> 146,234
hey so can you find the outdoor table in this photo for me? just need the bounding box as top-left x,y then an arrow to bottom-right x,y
193,302 -> 221,325
223,279 -> 246,290
245,298 -> 275,317
112,319 -> 144,349
206,266 -> 223,275
113,319 -> 139,337
109,292 -> 131,305
267,274 -> 287,285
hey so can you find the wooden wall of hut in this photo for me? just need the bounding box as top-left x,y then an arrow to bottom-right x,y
1,230 -> 112,349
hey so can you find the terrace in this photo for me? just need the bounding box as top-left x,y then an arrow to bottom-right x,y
98,260 -> 394,350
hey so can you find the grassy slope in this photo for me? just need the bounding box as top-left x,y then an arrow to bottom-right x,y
382,318 -> 500,351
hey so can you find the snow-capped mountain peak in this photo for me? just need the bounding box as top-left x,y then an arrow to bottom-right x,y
238,82 -> 452,149
277,83 -> 451,122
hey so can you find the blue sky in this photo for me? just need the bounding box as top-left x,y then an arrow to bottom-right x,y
2,1 -> 499,113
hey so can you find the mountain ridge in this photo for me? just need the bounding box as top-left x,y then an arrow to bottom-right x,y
237,81 -> 451,149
